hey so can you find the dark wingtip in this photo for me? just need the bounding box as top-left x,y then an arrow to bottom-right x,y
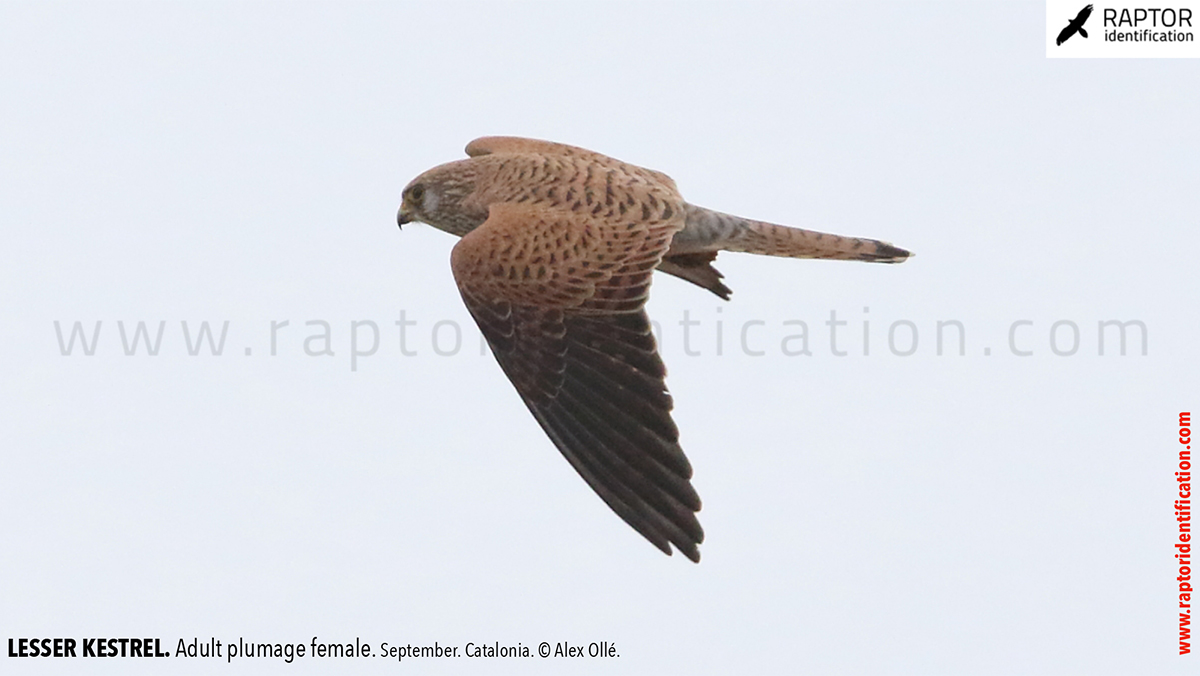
675,519 -> 703,562
682,546 -> 701,563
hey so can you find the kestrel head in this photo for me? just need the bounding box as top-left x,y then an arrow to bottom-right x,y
396,160 -> 486,236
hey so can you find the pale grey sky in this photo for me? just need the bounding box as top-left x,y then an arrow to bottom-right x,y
2,2 -> 1197,674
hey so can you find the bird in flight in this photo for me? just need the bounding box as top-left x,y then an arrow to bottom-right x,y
1057,4 -> 1093,45
396,137 -> 912,562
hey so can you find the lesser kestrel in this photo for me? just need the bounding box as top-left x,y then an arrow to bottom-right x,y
397,136 -> 911,562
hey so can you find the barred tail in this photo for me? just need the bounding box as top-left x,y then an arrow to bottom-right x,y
656,203 -> 912,299
670,203 -> 912,263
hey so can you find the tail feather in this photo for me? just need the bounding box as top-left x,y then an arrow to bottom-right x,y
655,203 -> 912,299
669,203 -> 912,263
656,252 -> 732,300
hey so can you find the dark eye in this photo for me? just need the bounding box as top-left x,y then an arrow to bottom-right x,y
409,184 -> 425,201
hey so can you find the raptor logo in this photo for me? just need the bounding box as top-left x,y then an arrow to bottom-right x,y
1057,4 -> 1095,44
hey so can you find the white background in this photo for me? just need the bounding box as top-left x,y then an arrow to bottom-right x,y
1047,0 -> 1200,58
2,2 -> 1197,674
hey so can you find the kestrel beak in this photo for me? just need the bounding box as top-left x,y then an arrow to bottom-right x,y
396,203 -> 413,229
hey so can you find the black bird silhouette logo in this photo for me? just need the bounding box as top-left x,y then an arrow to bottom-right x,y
1057,4 -> 1094,45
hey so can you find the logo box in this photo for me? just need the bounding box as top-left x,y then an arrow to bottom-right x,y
1047,0 -> 1200,57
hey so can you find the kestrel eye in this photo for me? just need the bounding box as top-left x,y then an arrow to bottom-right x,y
410,184 -> 425,202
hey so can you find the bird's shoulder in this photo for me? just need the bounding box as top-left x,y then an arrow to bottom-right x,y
465,136 -> 681,201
